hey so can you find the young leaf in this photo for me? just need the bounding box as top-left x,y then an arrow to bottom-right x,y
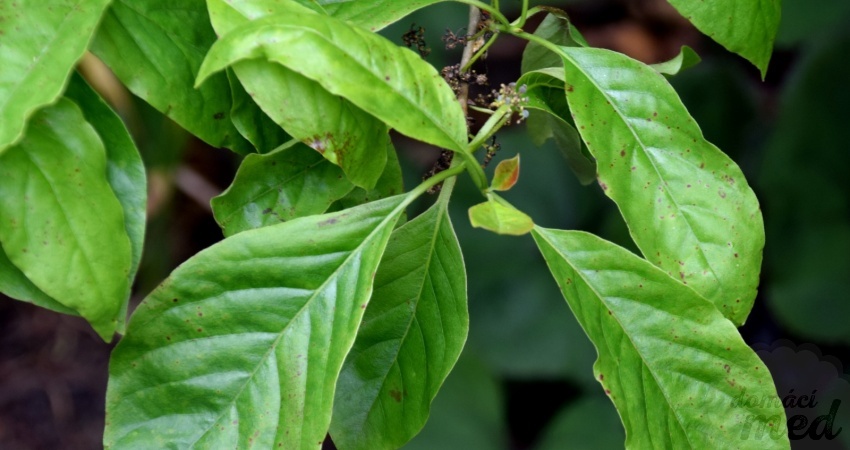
197,9 -> 468,153
491,155 -> 520,191
90,0 -> 253,154
520,12 -> 587,74
331,181 -> 468,450
665,0 -> 780,78
0,99 -> 132,341
518,70 -> 596,185
0,0 -> 110,152
532,228 -> 790,449
211,142 -> 355,237
226,69 -> 291,154
468,197 -> 534,236
63,73 -> 147,296
554,47 -> 764,325
104,196 -> 406,449
0,244 -> 77,316
651,45 -> 702,76
207,0 -> 390,189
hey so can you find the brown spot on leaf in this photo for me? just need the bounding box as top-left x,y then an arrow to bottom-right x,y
213,112 -> 225,120
389,389 -> 402,402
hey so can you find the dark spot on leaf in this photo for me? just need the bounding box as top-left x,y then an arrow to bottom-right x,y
724,364 -> 731,373
566,84 -> 574,92
213,112 -> 225,120
699,162 -> 705,169
197,328 -> 203,333
389,389 -> 402,402
734,253 -> 739,258
173,298 -> 179,303
620,150 -> 625,157
318,217 -> 338,227
262,208 -> 273,215
599,374 -> 604,380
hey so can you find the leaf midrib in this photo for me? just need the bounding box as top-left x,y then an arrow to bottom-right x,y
533,228 -> 695,449
559,48 -> 724,304
185,201 -> 403,448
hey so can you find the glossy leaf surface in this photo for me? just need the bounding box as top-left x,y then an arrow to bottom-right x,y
665,0 -> 780,77
0,0 -> 110,152
91,0 -> 252,154
331,184 -> 467,450
0,99 -> 132,340
555,47 -> 764,325
319,0 -> 446,31
533,228 -> 790,449
332,141 -> 405,211
211,142 -> 355,237
105,196 -> 405,449
197,9 -> 468,153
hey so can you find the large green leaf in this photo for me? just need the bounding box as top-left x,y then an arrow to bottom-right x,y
0,0 -> 110,152
197,8 -> 468,153
64,73 -> 147,295
104,196 -> 406,449
207,0 -> 389,188
0,99 -> 132,341
331,182 -> 467,450
211,142 -> 355,237
90,0 -> 252,154
665,0 -> 780,78
553,47 -> 764,325
518,69 -> 596,185
532,228 -> 790,449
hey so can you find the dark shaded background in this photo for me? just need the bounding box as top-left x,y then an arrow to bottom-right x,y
2,0 -> 849,448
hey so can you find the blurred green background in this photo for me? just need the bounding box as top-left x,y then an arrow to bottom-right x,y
1,0 -> 849,448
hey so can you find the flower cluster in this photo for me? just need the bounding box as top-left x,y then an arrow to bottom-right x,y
490,82 -> 530,123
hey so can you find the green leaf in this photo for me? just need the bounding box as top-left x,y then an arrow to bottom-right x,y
521,11 -> 587,74
197,8 -> 468,153
518,69 -> 596,185
211,142 -> 355,237
64,73 -> 147,296
0,0 -> 111,152
207,0 -> 390,188
532,228 -> 790,449
90,0 -> 253,154
665,0 -> 780,78
491,154 -> 520,191
331,184 -> 467,450
226,69 -> 291,154
0,244 -> 76,315
651,45 -> 701,76
0,99 -> 132,341
468,197 -> 534,236
104,195 -> 406,449
554,47 -> 764,325
319,0 -> 447,32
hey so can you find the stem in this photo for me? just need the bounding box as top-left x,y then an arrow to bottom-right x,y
512,5 -> 543,27
402,162 -> 467,209
518,0 -> 529,28
450,0 -> 510,27
461,32 -> 499,72
500,26 -> 564,56
467,105 -> 511,153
